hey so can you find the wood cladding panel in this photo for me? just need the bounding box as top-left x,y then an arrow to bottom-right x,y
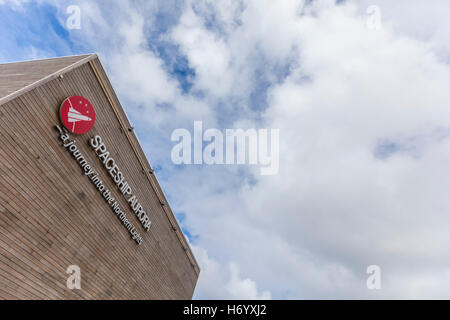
0,58 -> 198,299
0,55 -> 91,102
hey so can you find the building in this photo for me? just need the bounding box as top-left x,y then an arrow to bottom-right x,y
0,54 -> 199,299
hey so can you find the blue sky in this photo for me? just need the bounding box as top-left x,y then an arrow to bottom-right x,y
2,0 -> 450,299
0,2 -> 75,60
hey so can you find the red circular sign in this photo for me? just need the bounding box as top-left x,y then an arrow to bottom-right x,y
60,96 -> 96,135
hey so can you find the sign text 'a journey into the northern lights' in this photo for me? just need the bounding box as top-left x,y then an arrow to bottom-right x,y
56,125 -> 144,245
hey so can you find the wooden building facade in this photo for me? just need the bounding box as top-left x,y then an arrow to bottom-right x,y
0,54 -> 199,299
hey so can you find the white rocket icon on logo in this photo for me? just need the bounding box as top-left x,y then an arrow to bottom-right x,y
67,99 -> 92,132
68,107 -> 92,123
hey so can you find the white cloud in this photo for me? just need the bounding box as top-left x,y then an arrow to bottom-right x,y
193,246 -> 271,299
169,0 -> 450,299
172,2 -> 234,98
69,0 -> 450,299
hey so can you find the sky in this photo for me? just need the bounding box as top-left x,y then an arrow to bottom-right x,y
1,0 -> 450,299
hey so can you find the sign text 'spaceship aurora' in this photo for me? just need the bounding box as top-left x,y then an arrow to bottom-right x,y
90,135 -> 152,232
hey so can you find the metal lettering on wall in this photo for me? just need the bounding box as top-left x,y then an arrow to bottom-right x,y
55,125 -> 144,245
54,95 -> 152,245
90,135 -> 152,232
